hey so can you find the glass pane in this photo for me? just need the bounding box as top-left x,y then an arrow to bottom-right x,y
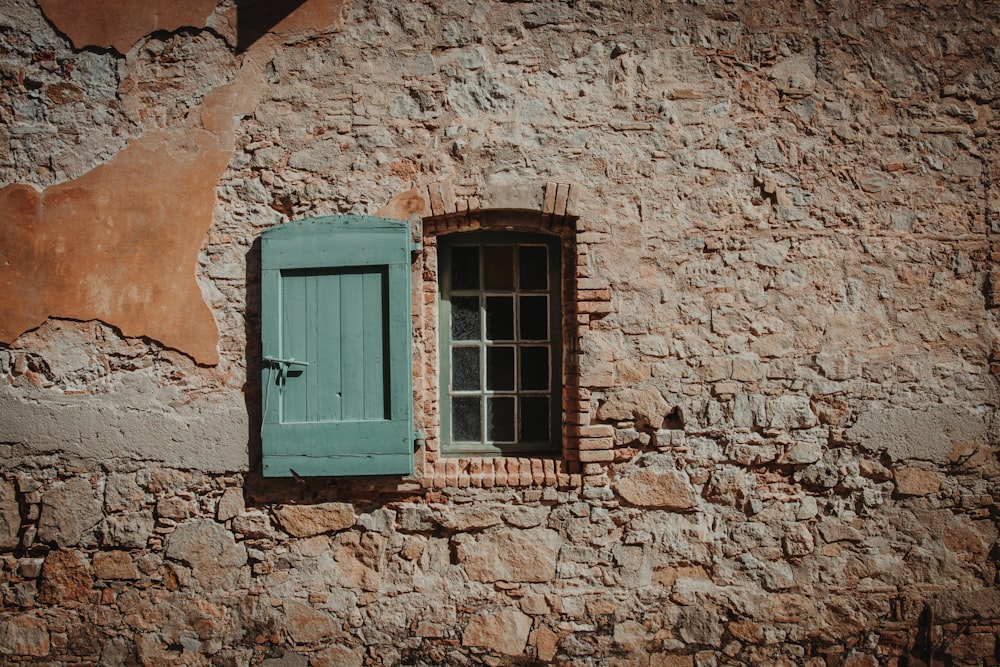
453,397 -> 481,441
488,397 -> 515,442
451,246 -> 479,290
484,245 -> 514,290
519,296 -> 548,340
486,347 -> 515,391
485,296 -> 514,340
452,347 -> 480,391
519,245 -> 548,290
520,397 -> 549,442
451,296 -> 480,340
520,347 -> 549,390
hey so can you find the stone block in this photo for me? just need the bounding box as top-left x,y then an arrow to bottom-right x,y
37,476 -> 103,547
273,502 -> 356,537
0,615 -> 49,657
164,519 -> 247,591
0,480 -> 21,550
894,467 -> 943,496
456,527 -> 560,583
216,487 -> 245,522
615,468 -> 698,510
38,549 -> 92,604
93,550 -> 140,580
462,607 -> 532,656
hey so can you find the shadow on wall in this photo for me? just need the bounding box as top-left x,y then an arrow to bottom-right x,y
236,0 -> 309,52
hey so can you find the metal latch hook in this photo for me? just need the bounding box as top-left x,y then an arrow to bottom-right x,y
263,356 -> 310,384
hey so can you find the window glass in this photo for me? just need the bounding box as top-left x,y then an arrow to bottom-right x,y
485,296 -> 514,340
520,396 -> 549,442
519,296 -> 548,340
452,347 -> 480,391
520,347 -> 548,390
487,397 -> 515,442
440,233 -> 560,456
452,397 -> 481,441
451,246 -> 479,290
484,245 -> 514,290
519,245 -> 548,290
451,296 -> 480,340
486,346 -> 515,390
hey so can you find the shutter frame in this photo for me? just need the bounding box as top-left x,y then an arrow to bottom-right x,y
260,215 -> 413,477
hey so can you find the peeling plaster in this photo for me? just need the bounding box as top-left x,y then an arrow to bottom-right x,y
37,0 -> 224,54
1,0 -> 345,365
0,57 -> 267,365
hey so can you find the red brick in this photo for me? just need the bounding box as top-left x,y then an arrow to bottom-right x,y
579,437 -> 614,450
573,424 -> 614,438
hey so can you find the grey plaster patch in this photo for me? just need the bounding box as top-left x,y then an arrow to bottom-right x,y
845,405 -> 989,463
0,390 -> 248,473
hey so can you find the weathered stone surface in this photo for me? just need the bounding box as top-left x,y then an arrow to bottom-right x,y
100,511 -> 155,549
104,474 -> 144,513
616,467 -> 698,510
435,505 -> 503,531
164,519 -> 247,590
93,550 -> 140,580
232,510 -> 277,538
766,396 -> 817,430
1,0 -> 1000,663
310,645 -> 364,667
846,406 -> 989,463
0,479 -> 21,550
273,502 -> 356,537
461,607 -> 532,656
0,615 -> 50,657
38,549 -> 93,604
0,391 -> 250,473
894,467 -> 943,496
217,487 -> 245,522
281,600 -> 340,645
596,386 -> 671,428
678,606 -> 724,645
457,527 -> 560,583
37,476 -> 103,547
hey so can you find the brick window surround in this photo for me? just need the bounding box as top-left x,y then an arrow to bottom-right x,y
377,180 -> 614,488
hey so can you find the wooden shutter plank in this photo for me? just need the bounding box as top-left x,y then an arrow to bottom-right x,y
280,271 -> 308,424
316,271 -> 342,422
363,269 -> 387,420
339,271 -> 365,421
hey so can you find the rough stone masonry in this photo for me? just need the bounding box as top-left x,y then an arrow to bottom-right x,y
0,0 -> 999,664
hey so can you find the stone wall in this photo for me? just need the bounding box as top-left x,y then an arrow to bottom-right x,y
1,0 -> 999,664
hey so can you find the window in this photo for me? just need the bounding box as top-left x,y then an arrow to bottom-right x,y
438,232 -> 561,456
259,215 -> 414,477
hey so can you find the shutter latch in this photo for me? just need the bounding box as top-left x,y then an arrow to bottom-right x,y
263,356 -> 310,383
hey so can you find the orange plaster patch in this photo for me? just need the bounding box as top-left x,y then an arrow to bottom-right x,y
37,0 -> 221,54
0,128 -> 227,365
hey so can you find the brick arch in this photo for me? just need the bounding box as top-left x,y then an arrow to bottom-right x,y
375,179 -> 582,224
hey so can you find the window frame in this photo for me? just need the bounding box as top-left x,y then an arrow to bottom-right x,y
437,231 -> 562,457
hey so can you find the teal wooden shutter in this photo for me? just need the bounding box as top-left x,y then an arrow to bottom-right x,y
260,215 -> 413,477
